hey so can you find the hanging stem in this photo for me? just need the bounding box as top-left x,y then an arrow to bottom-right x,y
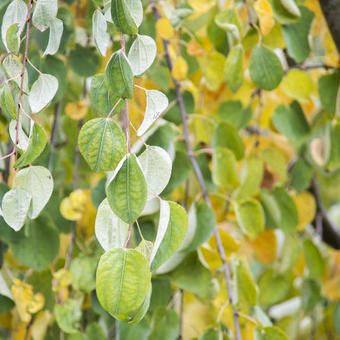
15,0 -> 33,162
152,4 -> 242,339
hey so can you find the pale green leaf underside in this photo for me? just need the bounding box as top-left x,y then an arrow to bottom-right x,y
2,188 -> 31,231
13,166 -> 54,219
92,10 -> 110,57
95,198 -> 129,251
32,0 -> 58,32
43,18 -> 63,56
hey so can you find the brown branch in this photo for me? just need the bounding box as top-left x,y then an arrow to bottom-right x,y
152,4 -> 242,339
15,0 -> 33,162
318,0 -> 340,55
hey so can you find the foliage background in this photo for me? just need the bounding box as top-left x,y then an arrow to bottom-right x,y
1,0 -> 340,339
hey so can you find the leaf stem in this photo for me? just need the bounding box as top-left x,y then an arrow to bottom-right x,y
107,98 -> 122,118
27,58 -> 42,75
152,3 -> 242,339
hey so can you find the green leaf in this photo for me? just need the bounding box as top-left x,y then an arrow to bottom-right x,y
218,100 -> 252,130
280,0 -> 300,17
55,296 -> 83,334
318,71 -> 340,114
78,117 -> 126,172
29,73 -> 58,113
69,45 -> 100,77
111,0 -> 143,35
128,35 -> 157,76
151,201 -> 188,271
249,45 -> 283,91
273,186 -> 298,232
282,7 -> 314,63
212,146 -> 239,189
136,240 -> 153,262
0,83 -> 16,119
180,202 -> 215,253
260,189 -> 281,229
89,74 -> 123,116
234,157 -> 264,201
149,308 -> 179,340
43,18 -> 63,56
254,326 -> 288,340
235,199 -> 265,240
85,323 -> 106,340
106,154 -> 147,224
233,255 -> 258,311
0,272 -> 14,314
96,248 -> 151,321
303,240 -> 325,279
199,325 -> 222,340
11,213 -> 60,271
276,234 -> 300,274
327,122 -> 340,170
105,51 -> 134,99
1,0 -> 27,53
138,146 -> 172,200
290,158 -> 313,192
70,254 -> 97,293
32,0 -> 58,32
301,279 -> 321,313
137,90 -> 169,136
261,147 -> 287,183
169,252 -> 219,301
333,302 -> 340,334
95,198 -> 129,251
270,0 -> 300,24
258,270 -> 290,307
271,102 -> 310,144
92,10 -> 110,56
6,23 -> 19,54
212,122 -> 245,160
1,188 -> 31,231
13,166 -> 53,219
224,44 -> 244,92
215,7 -> 241,40
14,122 -> 47,168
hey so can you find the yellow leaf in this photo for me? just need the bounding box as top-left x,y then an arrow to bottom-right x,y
294,191 -> 316,230
60,189 -> 87,221
11,279 -> 44,324
203,52 -> 225,92
76,190 -> 97,239
188,0 -> 215,13
156,17 -> 174,40
254,0 -> 275,36
65,100 -> 88,120
52,269 -> 72,292
172,56 -> 188,81
249,230 -> 277,264
31,311 -> 52,340
280,69 -> 314,103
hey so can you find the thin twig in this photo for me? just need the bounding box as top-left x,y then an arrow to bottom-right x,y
152,4 -> 242,339
107,98 -> 122,118
49,98 -> 64,172
15,0 -> 33,162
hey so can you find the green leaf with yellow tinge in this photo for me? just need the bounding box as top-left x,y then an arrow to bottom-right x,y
261,147 -> 287,183
212,146 -> 239,189
78,118 -> 126,172
151,201 -> 188,271
203,52 -> 225,92
111,0 -> 143,35
254,325 -> 288,340
270,0 -> 300,24
212,122 -> 245,160
234,157 -> 264,201
280,69 -> 313,102
233,255 -> 258,312
105,51 -> 134,99
235,199 -> 265,239
303,240 -> 325,279
14,122 -> 47,168
106,154 -> 147,224
215,7 -> 241,40
224,44 -> 244,92
249,45 -> 283,90
96,248 -> 151,322
318,71 -> 340,114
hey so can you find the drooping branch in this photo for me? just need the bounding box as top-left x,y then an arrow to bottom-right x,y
15,0 -> 33,161
152,5 -> 242,339
318,0 -> 340,54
